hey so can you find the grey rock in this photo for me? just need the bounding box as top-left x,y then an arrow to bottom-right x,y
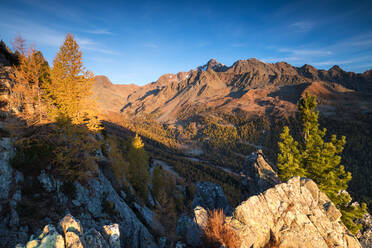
241,150 -> 280,196
83,228 -> 108,248
15,170 -> 24,184
55,180 -> 68,206
148,190 -> 155,207
133,202 -> 154,226
185,222 -> 202,247
192,181 -> 232,214
0,138 -> 13,200
175,241 -> 187,248
9,208 -> 19,227
176,214 -> 203,247
176,216 -> 192,237
38,170 -> 55,193
12,189 -> 22,202
72,200 -> 81,207
74,170 -> 157,248
74,180 -> 103,217
159,236 -> 169,248
358,212 -> 372,248
120,190 -> 126,199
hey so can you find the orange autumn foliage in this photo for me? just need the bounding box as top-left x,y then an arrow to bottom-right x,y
203,209 -> 241,248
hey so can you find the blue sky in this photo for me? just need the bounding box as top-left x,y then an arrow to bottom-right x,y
1,0 -> 372,85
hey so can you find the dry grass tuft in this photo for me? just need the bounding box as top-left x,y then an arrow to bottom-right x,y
203,209 -> 241,248
264,230 -> 281,248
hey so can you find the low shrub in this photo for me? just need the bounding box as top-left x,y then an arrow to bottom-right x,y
203,209 -> 241,248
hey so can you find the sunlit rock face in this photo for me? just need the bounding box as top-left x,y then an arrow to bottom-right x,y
177,176 -> 362,248
16,214 -> 106,248
230,177 -> 361,248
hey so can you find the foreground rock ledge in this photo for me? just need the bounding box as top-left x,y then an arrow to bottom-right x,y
16,214 -> 119,248
229,176 -> 361,248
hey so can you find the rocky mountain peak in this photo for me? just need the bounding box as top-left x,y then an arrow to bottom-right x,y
95,75 -> 113,87
197,58 -> 228,72
329,65 -> 343,72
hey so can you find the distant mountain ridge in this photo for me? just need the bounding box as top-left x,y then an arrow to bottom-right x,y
93,58 -> 372,122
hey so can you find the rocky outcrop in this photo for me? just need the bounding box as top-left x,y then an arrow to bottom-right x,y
53,169 -> 157,248
192,181 -> 232,215
230,177 -> 361,247
0,137 -> 14,201
176,207 -> 207,247
0,140 -> 157,247
17,214 -> 115,248
19,224 -> 65,248
357,212 -> 372,248
177,181 -> 231,247
241,150 -> 280,197
178,177 -> 362,247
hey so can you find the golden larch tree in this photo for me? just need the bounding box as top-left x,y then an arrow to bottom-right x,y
10,37 -> 49,125
44,33 -> 101,131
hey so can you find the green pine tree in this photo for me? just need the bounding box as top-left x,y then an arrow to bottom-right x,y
277,126 -> 306,181
277,93 -> 367,234
152,165 -> 164,199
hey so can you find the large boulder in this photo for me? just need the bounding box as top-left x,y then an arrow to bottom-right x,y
192,181 -> 232,214
18,224 -> 65,248
230,177 -> 362,248
59,214 -> 84,248
176,211 -> 204,247
17,215 -> 116,248
241,150 -> 280,196
178,181 -> 232,247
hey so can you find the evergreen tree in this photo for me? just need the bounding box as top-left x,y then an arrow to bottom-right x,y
44,33 -> 101,131
152,165 -> 164,199
277,93 -> 367,234
277,126 -> 306,181
128,134 -> 150,200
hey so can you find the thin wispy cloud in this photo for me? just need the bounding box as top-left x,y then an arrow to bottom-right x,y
260,56 -> 303,63
312,56 -> 372,66
0,12 -> 116,56
279,48 -> 332,56
289,21 -> 314,32
75,36 -> 116,55
333,33 -> 372,49
0,21 -> 65,48
84,29 -> 113,35
18,0 -> 84,22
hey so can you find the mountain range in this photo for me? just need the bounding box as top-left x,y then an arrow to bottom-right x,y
93,58 -> 372,123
